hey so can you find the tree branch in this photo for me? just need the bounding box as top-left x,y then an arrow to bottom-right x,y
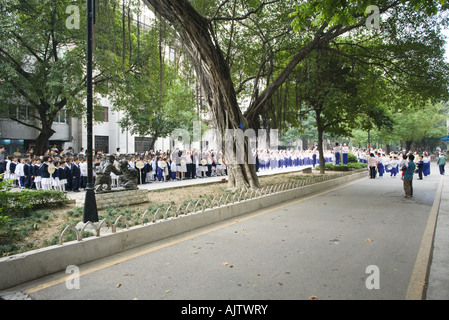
11,32 -> 44,63
243,0 -> 402,124
0,47 -> 31,80
9,117 -> 42,132
210,0 -> 230,22
209,0 -> 281,22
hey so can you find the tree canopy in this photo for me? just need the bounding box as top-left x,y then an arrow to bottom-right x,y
1,0 -> 448,188
144,0 -> 449,187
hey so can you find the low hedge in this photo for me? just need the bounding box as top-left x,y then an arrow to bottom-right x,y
0,190 -> 69,216
323,162 -> 367,171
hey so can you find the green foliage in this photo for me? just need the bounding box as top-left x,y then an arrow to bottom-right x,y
348,153 -> 359,163
0,0 -> 158,153
0,2 -> 86,106
0,190 -> 69,216
0,209 -> 55,256
66,206 -> 84,218
352,100 -> 449,150
0,215 -> 10,229
324,162 -> 367,171
289,0 -> 445,33
108,15 -> 200,144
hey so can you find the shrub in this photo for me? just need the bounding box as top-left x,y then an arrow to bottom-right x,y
348,153 -> 359,163
324,162 -> 366,171
1,190 -> 69,216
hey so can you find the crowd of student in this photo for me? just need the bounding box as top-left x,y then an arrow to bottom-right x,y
0,145 -> 338,192
359,148 -> 435,179
340,145 -> 447,198
1,143 -> 445,193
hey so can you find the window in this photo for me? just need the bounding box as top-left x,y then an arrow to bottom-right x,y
95,107 -> 109,122
0,139 -> 24,155
17,106 -> 28,120
135,137 -> 153,153
95,136 -> 109,154
7,105 -> 33,121
54,108 -> 68,124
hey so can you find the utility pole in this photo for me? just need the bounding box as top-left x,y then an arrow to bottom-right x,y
83,0 -> 99,223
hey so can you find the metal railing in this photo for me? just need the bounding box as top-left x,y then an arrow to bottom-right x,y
59,172 -> 349,244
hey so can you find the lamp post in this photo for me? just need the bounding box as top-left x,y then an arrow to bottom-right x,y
83,0 -> 98,223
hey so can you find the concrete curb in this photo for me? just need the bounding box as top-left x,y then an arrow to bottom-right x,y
406,174 -> 444,300
426,174 -> 449,300
0,171 -> 366,291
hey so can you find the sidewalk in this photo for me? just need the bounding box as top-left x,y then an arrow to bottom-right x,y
426,172 -> 449,300
66,165 -> 315,202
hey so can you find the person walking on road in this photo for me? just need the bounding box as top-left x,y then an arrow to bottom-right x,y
416,155 -> 424,180
437,152 -> 446,175
367,153 -> 377,179
334,143 -> 341,165
402,154 -> 416,198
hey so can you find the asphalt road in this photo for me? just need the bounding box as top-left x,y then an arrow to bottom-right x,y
13,165 -> 442,301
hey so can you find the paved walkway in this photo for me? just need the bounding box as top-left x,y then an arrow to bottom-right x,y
65,165 -> 315,202
1,162 -> 447,301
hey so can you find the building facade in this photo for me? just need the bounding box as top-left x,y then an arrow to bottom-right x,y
0,100 -> 170,156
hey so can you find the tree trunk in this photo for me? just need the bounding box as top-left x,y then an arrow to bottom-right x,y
406,140 -> 413,152
34,123 -> 56,156
146,0 -> 259,189
11,104 -> 58,156
149,136 -> 157,151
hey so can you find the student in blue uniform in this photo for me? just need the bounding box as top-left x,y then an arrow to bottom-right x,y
65,158 -> 73,191
422,153 -> 431,177
334,143 -> 341,165
416,155 -> 424,180
342,143 -> 349,165
52,160 -> 60,190
170,158 -> 177,181
24,158 -> 32,189
377,153 -> 385,178
58,160 -> 67,192
29,158 -> 37,189
71,157 -> 81,192
34,158 -> 43,190
9,156 -> 18,187
156,156 -> 164,182
41,155 -> 51,190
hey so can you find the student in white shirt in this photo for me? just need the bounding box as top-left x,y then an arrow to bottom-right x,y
150,156 -> 157,181
80,158 -> 88,189
170,159 -> 177,181
15,158 -> 25,188
389,156 -> 398,177
342,143 -> 349,165
334,143 -> 341,165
